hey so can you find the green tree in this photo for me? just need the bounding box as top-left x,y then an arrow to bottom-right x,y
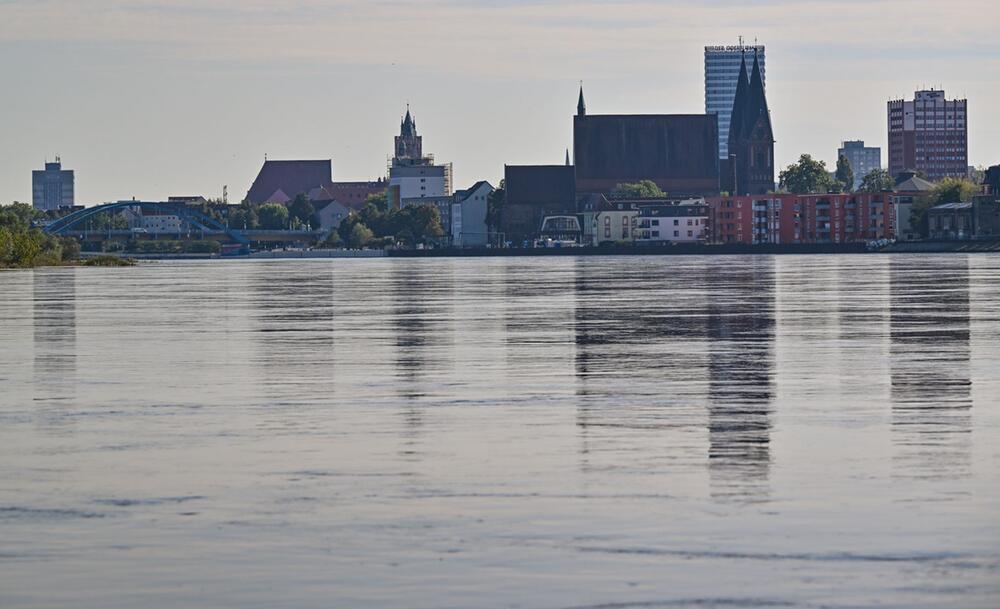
11,231 -> 43,266
404,204 -> 444,244
612,180 -> 666,198
858,168 -> 895,192
334,202 -> 445,248
835,154 -> 854,192
321,229 -> 342,248
288,194 -> 316,228
358,202 -> 387,235
930,177 -> 980,205
59,236 -> 81,261
349,223 -> 374,248
0,204 -> 66,267
364,190 -> 389,212
185,240 -> 221,254
0,226 -> 13,264
228,205 -> 258,230
257,203 -> 290,230
0,202 -> 39,231
779,154 -> 836,193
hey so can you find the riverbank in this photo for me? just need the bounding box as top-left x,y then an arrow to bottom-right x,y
389,242 -> 869,257
59,240 -> 1000,262
881,240 -> 1000,253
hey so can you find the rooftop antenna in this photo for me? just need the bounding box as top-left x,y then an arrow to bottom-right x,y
739,35 -> 743,47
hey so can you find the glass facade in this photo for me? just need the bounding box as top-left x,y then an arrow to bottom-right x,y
704,45 -> 765,160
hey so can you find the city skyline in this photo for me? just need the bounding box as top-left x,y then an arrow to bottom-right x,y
1,0 -> 997,205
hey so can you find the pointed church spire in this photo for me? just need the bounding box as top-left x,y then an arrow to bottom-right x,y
745,50 -> 771,137
727,46 -> 775,196
577,83 -> 587,116
401,104 -> 416,137
727,51 -> 750,148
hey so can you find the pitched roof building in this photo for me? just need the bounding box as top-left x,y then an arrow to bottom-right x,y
894,170 -> 935,193
572,86 -> 720,196
245,159 -> 332,204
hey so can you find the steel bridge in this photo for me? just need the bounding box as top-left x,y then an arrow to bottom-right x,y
44,201 -> 250,245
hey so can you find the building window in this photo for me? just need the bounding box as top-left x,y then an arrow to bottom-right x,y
673,219 -> 679,226
674,230 -> 679,237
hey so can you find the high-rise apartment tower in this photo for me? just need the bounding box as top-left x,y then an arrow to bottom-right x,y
705,43 -> 765,160
838,141 -> 881,190
32,157 -> 75,211
888,89 -> 967,182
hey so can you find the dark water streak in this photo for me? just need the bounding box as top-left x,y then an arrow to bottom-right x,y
1,255 -> 999,609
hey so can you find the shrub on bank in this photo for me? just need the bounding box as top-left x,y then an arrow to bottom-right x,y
0,226 -> 67,268
127,239 -> 221,254
83,255 -> 137,267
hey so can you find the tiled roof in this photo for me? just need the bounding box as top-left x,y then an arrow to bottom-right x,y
246,160 -> 332,204
894,172 -> 935,193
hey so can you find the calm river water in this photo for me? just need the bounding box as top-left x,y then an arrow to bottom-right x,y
1,255 -> 999,608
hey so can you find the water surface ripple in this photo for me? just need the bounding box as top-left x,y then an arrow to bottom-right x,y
1,255 -> 999,609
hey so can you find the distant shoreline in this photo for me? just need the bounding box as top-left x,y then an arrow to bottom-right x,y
58,240 -> 1000,263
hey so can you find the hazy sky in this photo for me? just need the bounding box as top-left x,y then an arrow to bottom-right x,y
1,0 -> 997,204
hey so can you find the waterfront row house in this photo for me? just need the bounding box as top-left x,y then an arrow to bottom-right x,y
634,201 -> 710,244
706,193 -> 896,244
581,196 -> 708,246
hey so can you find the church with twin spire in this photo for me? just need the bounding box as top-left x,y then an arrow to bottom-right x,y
726,50 -> 775,196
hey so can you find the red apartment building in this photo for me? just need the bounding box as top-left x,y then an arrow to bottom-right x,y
707,193 -> 895,244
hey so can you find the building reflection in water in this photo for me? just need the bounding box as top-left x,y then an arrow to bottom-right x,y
890,257 -> 972,481
32,269 -> 78,407
705,260 -> 776,503
502,259 -> 578,384
250,263 -> 336,406
392,262 -> 436,398
572,258 -> 711,476
570,257 -> 775,502
390,261 -> 455,456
